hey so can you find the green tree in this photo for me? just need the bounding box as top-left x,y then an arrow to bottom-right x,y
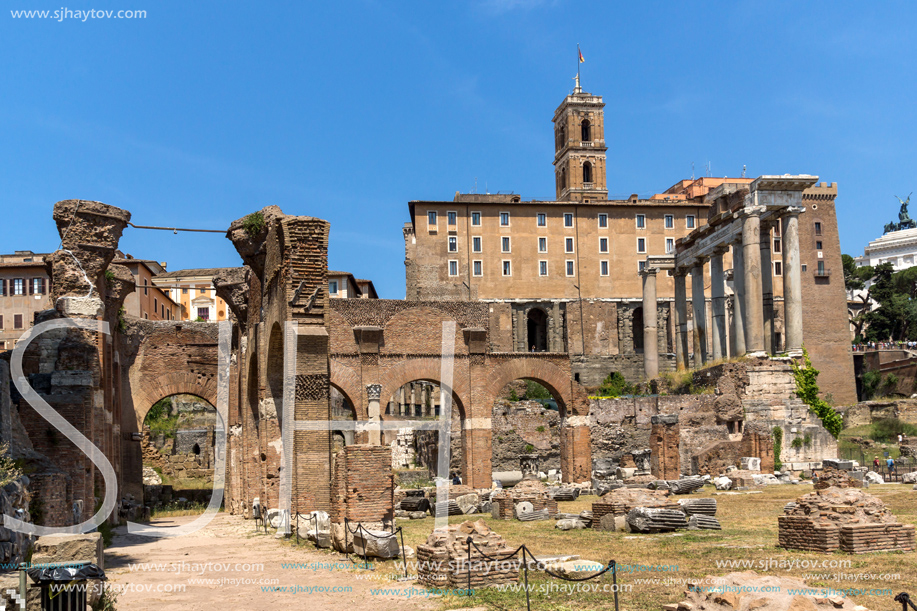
843,254 -> 874,342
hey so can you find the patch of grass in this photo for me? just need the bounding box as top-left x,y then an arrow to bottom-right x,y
536,426 -> 546,433
378,484 -> 917,611
149,501 -> 219,520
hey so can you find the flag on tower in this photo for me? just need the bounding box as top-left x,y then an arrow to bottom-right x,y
578,47 -> 584,63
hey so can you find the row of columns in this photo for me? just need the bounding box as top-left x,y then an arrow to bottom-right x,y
644,208 -> 804,379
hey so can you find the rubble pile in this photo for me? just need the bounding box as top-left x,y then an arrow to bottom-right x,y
417,520 -> 519,589
778,486 -> 915,553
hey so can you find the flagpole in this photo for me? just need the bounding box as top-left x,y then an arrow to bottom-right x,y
577,43 -> 580,83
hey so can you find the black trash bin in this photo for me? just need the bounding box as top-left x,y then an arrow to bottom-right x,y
27,563 -> 106,611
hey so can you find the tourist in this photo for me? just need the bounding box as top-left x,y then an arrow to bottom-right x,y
887,457 -> 896,474
874,457 -> 881,470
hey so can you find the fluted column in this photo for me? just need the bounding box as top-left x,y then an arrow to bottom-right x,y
366,384 -> 382,445
760,221 -> 775,354
642,267 -> 659,379
710,248 -> 727,361
782,209 -> 804,354
731,241 -> 747,356
674,271 -> 689,370
691,262 -> 708,367
743,211 -> 766,355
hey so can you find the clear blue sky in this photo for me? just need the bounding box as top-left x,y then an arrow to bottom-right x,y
3,1 -> 915,297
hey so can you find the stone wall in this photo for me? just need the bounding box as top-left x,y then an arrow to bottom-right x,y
841,399 -> 917,428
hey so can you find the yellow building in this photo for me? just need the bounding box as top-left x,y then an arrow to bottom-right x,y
152,268 -> 233,322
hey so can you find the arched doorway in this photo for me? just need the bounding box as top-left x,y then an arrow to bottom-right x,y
632,307 -> 644,353
527,308 -> 548,352
266,323 -> 284,428
140,394 -> 218,514
495,379 -> 563,482
330,384 -> 356,450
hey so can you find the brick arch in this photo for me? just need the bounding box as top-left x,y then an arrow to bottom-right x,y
330,360 -> 365,421
130,371 -> 219,429
485,358 -> 587,416
378,358 -> 470,420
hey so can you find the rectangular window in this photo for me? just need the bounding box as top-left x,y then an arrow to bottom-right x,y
182,288 -> 188,294
565,237 -> 574,253
814,222 -> 822,236
774,261 -> 783,276
816,241 -> 823,250
0,315 -> 3,328
539,261 -> 548,276
773,223 -> 781,237
666,238 -> 675,253
472,260 -> 482,277
198,307 -> 209,321
471,211 -> 481,226
329,281 -> 338,294
472,236 -> 482,253
638,261 -> 646,272
802,264 -> 808,272
427,211 -> 437,226
538,237 -> 547,253
500,212 -> 510,226
774,238 -> 781,253
598,213 -> 608,228
448,236 -> 457,252
31,278 -> 45,295
566,260 -> 575,277
636,214 -> 645,229
665,214 -> 674,229
637,237 -> 646,253
817,261 -> 826,275
600,260 -> 609,276
447,211 -> 457,225
686,215 -> 695,229
537,213 -> 546,227
599,237 -> 608,253
14,314 -> 23,329
13,279 -> 24,295
502,260 -> 512,276
143,279 -> 148,296
502,236 -> 511,253
0,279 -> 5,296
564,213 -> 574,227
154,298 -> 158,313
448,260 -> 459,276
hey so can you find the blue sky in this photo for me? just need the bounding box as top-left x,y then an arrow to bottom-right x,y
2,1 -> 915,297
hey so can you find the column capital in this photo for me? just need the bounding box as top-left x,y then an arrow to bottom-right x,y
743,205 -> 767,217
780,205 -> 805,217
711,245 -> 729,256
640,267 -> 659,277
366,384 -> 382,400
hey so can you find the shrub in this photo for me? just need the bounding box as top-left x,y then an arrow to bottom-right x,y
861,370 -> 881,400
524,444 -> 535,453
0,443 -> 22,488
772,427 -> 783,471
536,426 -> 546,433
791,437 -> 803,449
242,211 -> 265,236
524,381 -> 552,400
790,348 -> 843,438
509,389 -> 519,402
596,372 -> 635,398
870,418 -> 917,442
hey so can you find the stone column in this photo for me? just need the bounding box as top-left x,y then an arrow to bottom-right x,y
366,384 -> 382,445
642,267 -> 659,380
731,241 -> 747,357
690,262 -> 708,367
560,415 -> 592,483
782,209 -> 804,354
674,271 -> 689,371
760,221 -> 775,354
710,249 -> 727,361
742,211 -> 766,355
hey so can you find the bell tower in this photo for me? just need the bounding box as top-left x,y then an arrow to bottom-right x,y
553,75 -> 608,202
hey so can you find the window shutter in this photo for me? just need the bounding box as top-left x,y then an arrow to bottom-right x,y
1,279 -> 6,296
28,278 -> 34,295
40,278 -> 46,294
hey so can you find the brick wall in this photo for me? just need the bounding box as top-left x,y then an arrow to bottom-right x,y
330,445 -> 393,524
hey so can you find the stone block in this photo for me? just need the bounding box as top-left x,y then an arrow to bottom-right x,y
864,471 -> 885,484
31,533 -> 103,569
456,493 -> 480,515
740,457 -> 761,472
555,519 -> 586,531
353,529 -> 401,559
545,560 -> 605,580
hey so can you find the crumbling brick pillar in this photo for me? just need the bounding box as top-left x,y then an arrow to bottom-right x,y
650,414 -> 680,480
462,424 -> 491,489
560,416 -> 592,483
329,445 -> 393,524
740,428 -> 775,473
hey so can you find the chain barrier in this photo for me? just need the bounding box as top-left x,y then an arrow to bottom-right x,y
896,593 -> 917,611
465,538 -> 619,611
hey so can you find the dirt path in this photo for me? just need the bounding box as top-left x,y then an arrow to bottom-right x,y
105,513 -> 444,611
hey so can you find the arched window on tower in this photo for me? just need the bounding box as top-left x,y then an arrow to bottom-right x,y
557,124 -> 566,150
583,161 -> 593,185
581,119 -> 591,142
561,166 -> 567,190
